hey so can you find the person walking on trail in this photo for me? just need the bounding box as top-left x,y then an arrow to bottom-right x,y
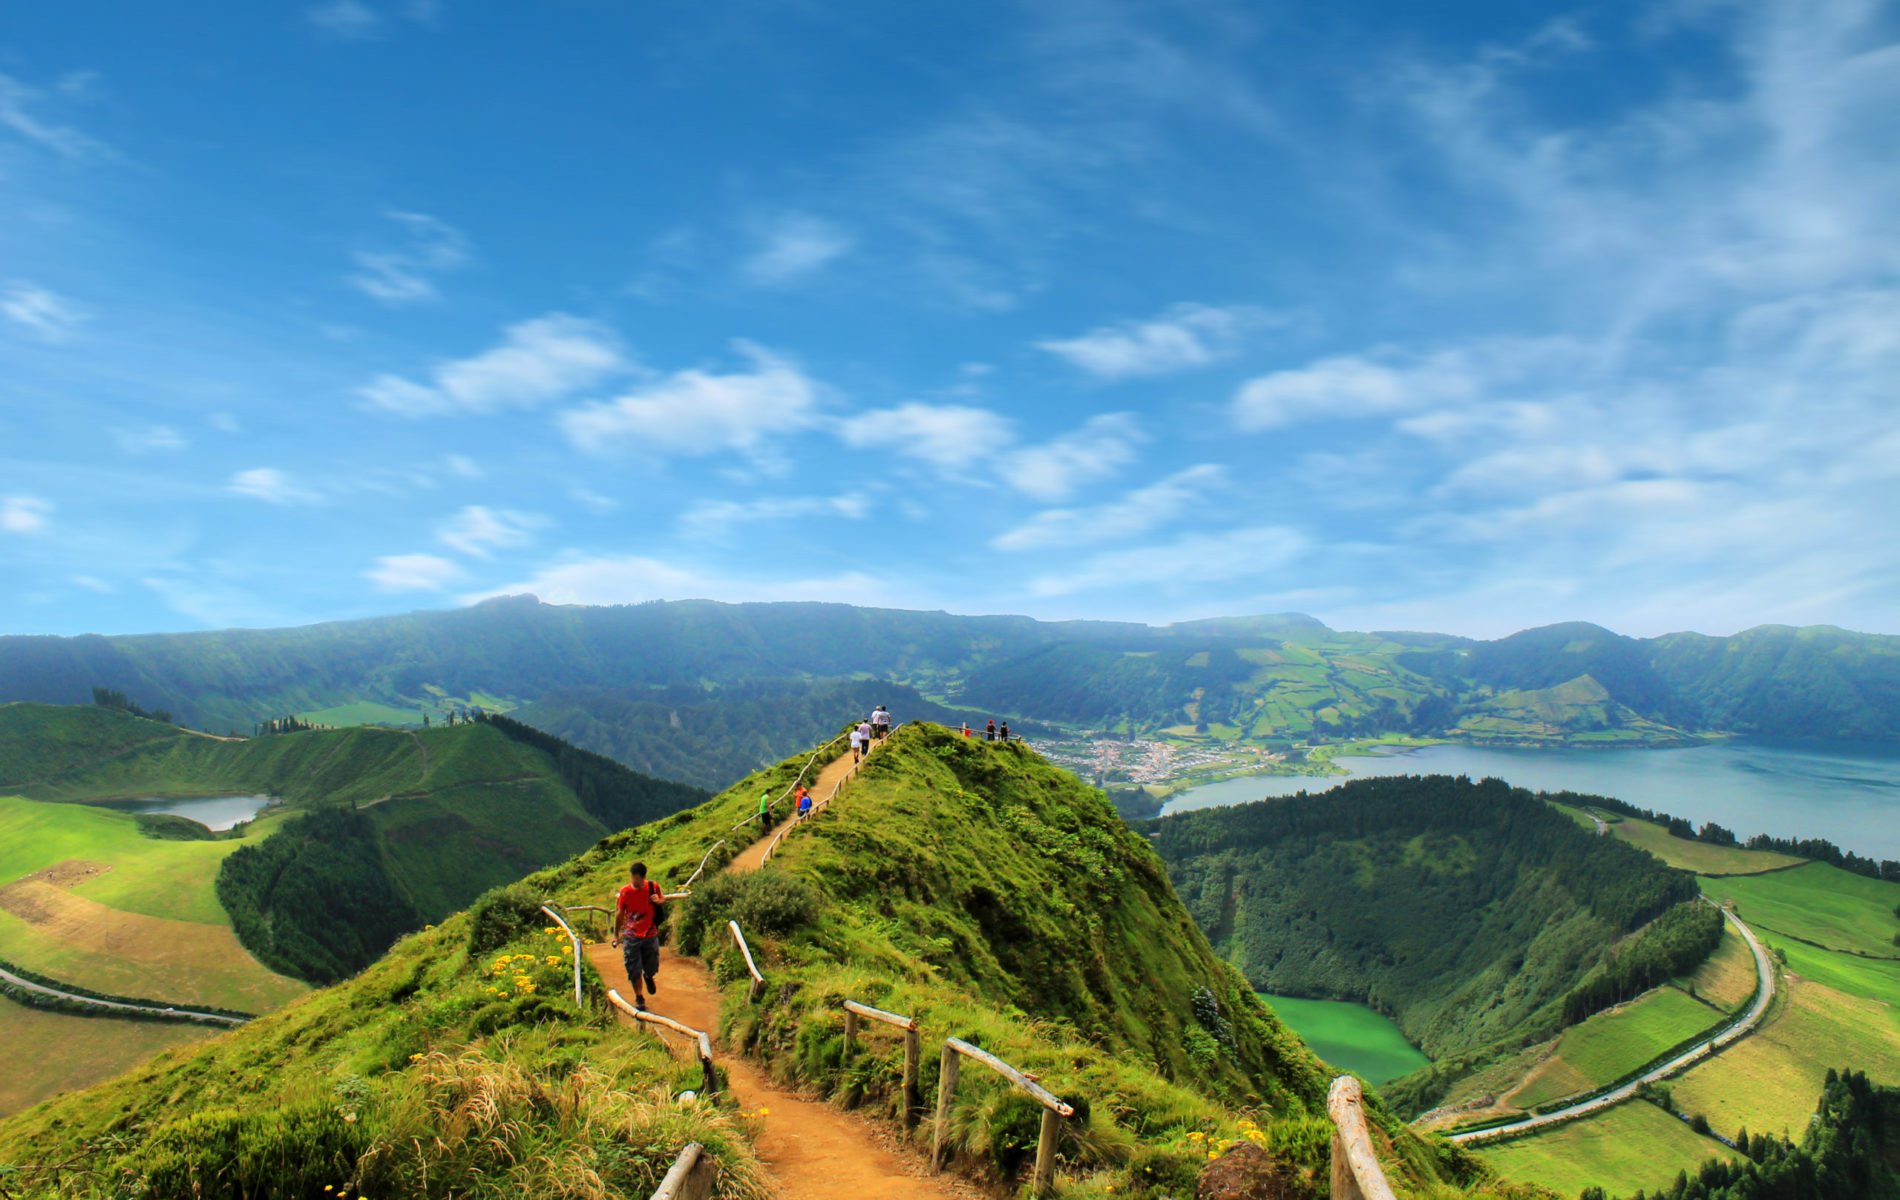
857,718 -> 874,757
872,705 -> 891,739
961,722 -> 972,738
999,720 -> 1011,742
614,861 -> 666,1012
797,784 -> 812,819
850,724 -> 864,762
986,718 -> 997,742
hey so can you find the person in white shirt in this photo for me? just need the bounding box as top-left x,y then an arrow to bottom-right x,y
850,726 -> 864,762
857,719 -> 874,757
871,705 -> 891,739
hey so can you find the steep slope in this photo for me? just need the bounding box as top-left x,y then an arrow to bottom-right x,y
1,725 -> 1544,1199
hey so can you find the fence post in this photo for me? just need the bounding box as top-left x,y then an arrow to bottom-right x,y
1034,1107 -> 1063,1197
903,1025 -> 922,1128
931,1042 -> 960,1172
844,1006 -> 859,1062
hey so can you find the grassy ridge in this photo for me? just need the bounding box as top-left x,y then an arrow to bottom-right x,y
1510,987 -> 1721,1108
1475,1098 -> 1740,1197
1608,817 -> 1806,875
1701,863 -> 1900,957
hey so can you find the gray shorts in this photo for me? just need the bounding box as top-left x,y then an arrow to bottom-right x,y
621,935 -> 660,988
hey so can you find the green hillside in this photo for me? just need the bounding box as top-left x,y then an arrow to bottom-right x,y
0,725 -> 1547,1199
1151,776 -> 1707,1115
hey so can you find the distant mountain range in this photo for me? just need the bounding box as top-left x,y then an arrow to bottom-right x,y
1,598 -> 1894,786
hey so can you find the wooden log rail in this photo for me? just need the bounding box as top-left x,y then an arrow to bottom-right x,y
729,731 -> 851,832
608,988 -> 718,1096
649,1142 -> 714,1200
728,920 -> 766,1001
759,722 -> 904,865
933,1036 -> 1072,1198
841,999 -> 924,1127
1327,1076 -> 1397,1200
539,905 -> 586,1008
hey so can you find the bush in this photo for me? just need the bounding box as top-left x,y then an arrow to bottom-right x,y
140,1101 -> 366,1200
674,870 -> 823,955
467,882 -> 549,957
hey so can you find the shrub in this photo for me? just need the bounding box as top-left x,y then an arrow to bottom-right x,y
674,870 -> 823,955
139,1100 -> 366,1200
466,882 -> 549,956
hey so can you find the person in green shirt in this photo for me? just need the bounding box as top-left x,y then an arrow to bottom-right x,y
758,789 -> 771,824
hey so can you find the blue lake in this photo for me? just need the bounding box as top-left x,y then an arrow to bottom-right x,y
1163,740 -> 1900,860
112,794 -> 275,832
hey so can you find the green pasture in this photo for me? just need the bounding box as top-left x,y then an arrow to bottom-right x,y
1513,986 -> 1721,1106
1765,934 -> 1900,998
0,794 -> 251,925
1678,922 -> 1759,1012
0,996 -> 216,1118
1258,993 -> 1431,1085
1548,801 -> 1602,831
1672,973 -> 1900,1141
299,700 -> 420,727
1478,1098 -> 1740,1198
1612,819 -> 1805,875
1700,863 -> 1900,957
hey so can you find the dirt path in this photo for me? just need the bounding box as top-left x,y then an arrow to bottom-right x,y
591,728 -> 964,1200
728,738 -> 873,873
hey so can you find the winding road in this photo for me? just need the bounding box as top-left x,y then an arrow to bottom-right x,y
1449,904 -> 1776,1145
0,964 -> 248,1026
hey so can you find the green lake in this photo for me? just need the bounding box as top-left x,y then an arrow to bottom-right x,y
1260,993 -> 1430,1085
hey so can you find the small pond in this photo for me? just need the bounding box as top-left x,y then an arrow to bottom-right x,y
1259,993 -> 1430,1085
111,794 -> 276,831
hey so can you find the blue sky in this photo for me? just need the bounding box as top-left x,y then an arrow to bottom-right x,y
2,0 -> 1895,640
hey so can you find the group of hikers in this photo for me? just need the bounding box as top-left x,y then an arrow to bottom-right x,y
613,704 -> 1026,1011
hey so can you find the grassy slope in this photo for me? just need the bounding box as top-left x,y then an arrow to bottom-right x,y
1476,1100 -> 1740,1198
0,726 -> 1537,1199
0,996 -> 216,1117
0,702 -> 186,786
1606,818 -> 1806,875
0,793 -> 249,925
1509,987 -> 1720,1107
1700,862 -> 1900,957
1678,921 -> 1760,1012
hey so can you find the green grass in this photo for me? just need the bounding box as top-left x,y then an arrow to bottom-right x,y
1610,818 -> 1806,874
0,794 -> 255,925
1764,934 -> 1900,997
0,996 -> 216,1118
1671,974 -> 1900,1141
1512,986 -> 1722,1106
1678,921 -> 1759,1012
299,700 -> 422,727
1477,1097 -> 1741,1197
1547,801 -> 1602,832
1258,993 -> 1430,1085
1699,863 -> 1900,958
0,703 -> 186,786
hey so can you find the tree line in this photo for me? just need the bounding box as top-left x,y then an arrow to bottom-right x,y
1560,899 -> 1724,1024
91,685 -> 172,724
472,712 -> 707,832
1554,788 -> 1900,882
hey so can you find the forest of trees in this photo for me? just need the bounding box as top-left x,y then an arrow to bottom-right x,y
1596,1070 -> 1900,1200
90,685 -> 171,724
1151,775 -> 1705,1111
215,809 -> 420,985
1561,899 -> 1725,1024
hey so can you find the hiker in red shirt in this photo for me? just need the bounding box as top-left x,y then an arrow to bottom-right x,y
613,861 -> 666,1011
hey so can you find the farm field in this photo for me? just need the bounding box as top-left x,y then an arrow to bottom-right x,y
1477,1095 -> 1741,1198
1670,973 -> 1900,1141
1609,818 -> 1806,875
1678,921 -> 1760,1012
1258,993 -> 1430,1085
1699,862 -> 1900,958
1510,985 -> 1722,1107
0,996 -> 216,1117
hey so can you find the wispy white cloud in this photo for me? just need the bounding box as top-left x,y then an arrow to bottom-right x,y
0,73 -> 111,160
443,454 -> 481,478
1031,524 -> 1307,597
347,211 -> 470,305
466,554 -> 892,608
1,496 -> 52,535
557,342 -> 819,458
109,425 -> 188,455
359,313 -> 626,417
228,467 -> 320,505
993,464 -> 1225,551
2,282 -> 90,342
1038,303 -> 1292,379
436,505 -> 543,557
569,486 -> 618,515
679,493 -> 868,540
366,553 -> 465,592
307,0 -> 382,40
1231,339 -> 1582,431
742,213 -> 855,286
999,412 -> 1144,500
838,402 -> 1014,472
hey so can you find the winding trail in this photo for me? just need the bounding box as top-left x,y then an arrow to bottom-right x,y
589,731 -> 969,1200
1450,905 -> 1776,1145
0,964 -> 247,1026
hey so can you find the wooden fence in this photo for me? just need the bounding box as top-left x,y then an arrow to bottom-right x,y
841,999 -> 923,1126
728,920 -> 766,1002
1326,1076 -> 1397,1200
933,1036 -> 1073,1198
538,905 -> 586,1008
649,1141 -> 715,1200
608,988 -> 718,1096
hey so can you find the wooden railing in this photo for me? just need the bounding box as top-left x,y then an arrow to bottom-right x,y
539,905 -> 586,1008
728,920 -> 766,1002
933,1037 -> 1073,1198
608,988 -> 718,1096
649,1142 -> 714,1200
1327,1076 -> 1397,1200
841,999 -> 923,1126
759,722 -> 903,865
